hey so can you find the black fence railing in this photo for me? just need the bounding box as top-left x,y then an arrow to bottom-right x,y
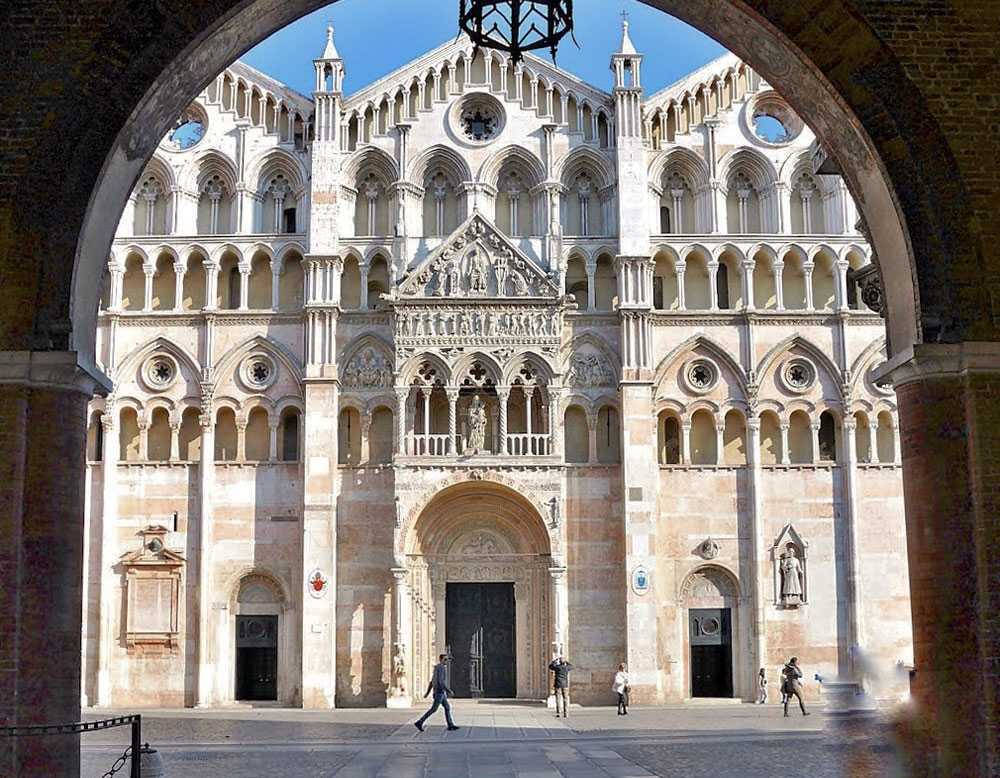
1,714 -> 142,777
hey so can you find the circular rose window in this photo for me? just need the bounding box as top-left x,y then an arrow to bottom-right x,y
701,617 -> 721,636
781,358 -> 816,394
682,359 -> 720,395
240,354 -> 277,391
161,104 -> 208,152
450,93 -> 505,146
142,354 -> 178,392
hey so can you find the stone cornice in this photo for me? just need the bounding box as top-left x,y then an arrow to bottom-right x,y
0,350 -> 113,396
876,342 -> 1000,388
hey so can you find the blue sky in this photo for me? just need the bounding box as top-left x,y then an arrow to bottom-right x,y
243,0 -> 726,97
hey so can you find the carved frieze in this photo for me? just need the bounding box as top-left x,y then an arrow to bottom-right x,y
341,347 -> 392,388
565,352 -> 615,387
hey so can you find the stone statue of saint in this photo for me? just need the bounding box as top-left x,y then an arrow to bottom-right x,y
548,496 -> 561,529
392,648 -> 406,695
467,248 -> 489,295
443,255 -> 461,296
394,496 -> 403,529
780,544 -> 804,605
467,395 -> 487,454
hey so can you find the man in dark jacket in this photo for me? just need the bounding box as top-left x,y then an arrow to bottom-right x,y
782,656 -> 810,717
414,654 -> 460,731
548,655 -> 573,718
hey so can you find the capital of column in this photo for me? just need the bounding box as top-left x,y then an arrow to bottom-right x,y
843,419 -> 858,434
496,384 -> 511,400
445,387 -> 461,401
810,422 -> 822,432
548,565 -> 568,580
391,566 -> 409,583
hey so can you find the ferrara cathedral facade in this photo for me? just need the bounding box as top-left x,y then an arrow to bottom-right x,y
83,24 -> 913,709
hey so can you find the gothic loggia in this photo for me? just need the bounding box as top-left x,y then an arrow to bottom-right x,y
83,23 -> 912,708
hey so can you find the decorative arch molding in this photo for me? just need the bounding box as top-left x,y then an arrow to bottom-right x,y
554,145 -> 615,190
717,146 -> 778,192
339,333 -> 395,380
408,144 -> 473,187
398,351 -> 451,386
755,334 -> 844,401
111,336 -> 202,396
274,240 -> 308,263
477,145 -> 546,189
561,331 -> 621,386
502,349 -> 556,387
679,242 -> 714,262
210,334 -> 304,398
453,351 -> 504,387
678,563 -> 742,604
397,474 -> 556,562
343,145 -> 399,186
247,147 -> 308,196
713,242 -> 748,262
224,567 -> 291,612
848,336 -> 888,397
653,334 -> 749,395
179,148 -> 240,194
807,243 -> 840,262
778,149 -> 823,189
137,153 -> 176,191
210,242 -> 244,265
648,146 -> 712,191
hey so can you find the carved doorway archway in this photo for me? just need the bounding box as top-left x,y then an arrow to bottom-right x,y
402,482 -> 556,701
678,566 -> 744,700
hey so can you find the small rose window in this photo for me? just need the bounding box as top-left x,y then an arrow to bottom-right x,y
782,358 -> 816,393
143,355 -> 178,391
683,359 -> 719,394
241,355 -> 277,391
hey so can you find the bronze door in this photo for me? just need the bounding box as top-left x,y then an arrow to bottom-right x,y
235,615 -> 278,701
689,608 -> 733,698
446,583 -> 516,698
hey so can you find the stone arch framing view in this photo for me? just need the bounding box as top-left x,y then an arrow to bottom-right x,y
1,2 -> 997,777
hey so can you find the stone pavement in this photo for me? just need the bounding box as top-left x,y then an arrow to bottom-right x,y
79,702 -> 903,777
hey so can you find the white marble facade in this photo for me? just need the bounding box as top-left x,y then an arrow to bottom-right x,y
82,24 -> 912,710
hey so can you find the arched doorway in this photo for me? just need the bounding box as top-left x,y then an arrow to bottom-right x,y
401,482 -> 556,701
224,572 -> 296,706
677,566 -> 743,700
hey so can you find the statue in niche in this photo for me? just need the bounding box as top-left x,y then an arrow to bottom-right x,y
466,248 -> 489,295
467,395 -> 487,454
548,497 -> 561,529
394,496 -> 403,529
440,255 -> 461,297
779,544 -> 804,606
391,648 -> 407,696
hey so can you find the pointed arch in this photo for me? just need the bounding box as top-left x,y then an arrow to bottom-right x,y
554,145 -> 615,190
211,335 -> 304,398
560,331 -> 622,379
343,145 -> 399,186
717,146 -> 778,192
756,335 -> 845,401
477,145 -> 545,189
653,334 -> 748,394
848,336 -> 888,396
408,144 -> 473,186
398,351 -> 451,386
339,332 -> 395,376
110,336 -> 203,400
247,147 -> 307,197
648,146 -> 711,190
179,148 -> 239,194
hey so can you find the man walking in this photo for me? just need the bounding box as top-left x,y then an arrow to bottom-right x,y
548,655 -> 573,718
414,654 -> 460,732
782,656 -> 810,717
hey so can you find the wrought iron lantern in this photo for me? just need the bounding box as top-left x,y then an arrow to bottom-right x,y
459,0 -> 575,64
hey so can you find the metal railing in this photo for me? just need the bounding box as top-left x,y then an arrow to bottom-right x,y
1,714 -> 143,777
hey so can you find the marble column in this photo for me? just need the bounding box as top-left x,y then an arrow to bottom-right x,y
387,568 -> 412,707
549,566 -> 569,657
195,409 -> 215,706
446,388 -> 459,455
497,386 -> 510,455
841,419 -> 864,672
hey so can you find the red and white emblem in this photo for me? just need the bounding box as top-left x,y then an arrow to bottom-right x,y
307,569 -> 328,599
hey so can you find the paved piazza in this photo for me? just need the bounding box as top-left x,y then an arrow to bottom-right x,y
79,703 -> 906,777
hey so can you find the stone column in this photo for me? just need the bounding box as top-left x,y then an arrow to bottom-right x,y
882,343 -> 1000,773
0,353 -> 107,778
238,264 -> 250,310
203,261 -> 220,310
586,409 -> 598,463
387,567 -> 412,707
549,566 -> 569,657
169,420 -> 180,462
235,418 -> 247,462
745,417 -> 766,685
524,387 -> 535,437
446,388 -> 459,455
137,417 -> 149,460
497,386 -> 509,455
395,387 -> 408,456
715,422 -> 726,465
841,419 -> 864,671
421,387 -> 431,439
674,262 -> 687,310
835,259 -> 851,312
269,420 -> 279,462
301,381 -> 339,708
707,261 -> 720,310
548,387 -> 562,456
585,259 -> 597,311
681,421 -> 692,464
780,422 -> 791,465
742,259 -> 756,311
811,421 -> 822,463
142,265 -> 154,312
95,410 -> 118,707
173,261 -> 186,312
869,421 -> 881,464
271,262 -> 283,311
360,413 -> 371,463
195,408 -> 215,706
803,261 -> 815,311
773,259 -> 785,311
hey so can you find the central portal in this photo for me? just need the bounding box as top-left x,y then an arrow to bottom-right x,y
446,582 -> 516,698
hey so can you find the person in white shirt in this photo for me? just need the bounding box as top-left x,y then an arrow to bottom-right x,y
757,667 -> 768,704
612,662 -> 630,715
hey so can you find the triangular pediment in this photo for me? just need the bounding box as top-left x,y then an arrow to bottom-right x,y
397,211 -> 561,300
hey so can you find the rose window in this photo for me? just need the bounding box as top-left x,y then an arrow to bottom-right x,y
461,107 -> 498,142
143,355 -> 178,391
241,355 -> 278,391
684,360 -> 719,394
782,359 -> 816,393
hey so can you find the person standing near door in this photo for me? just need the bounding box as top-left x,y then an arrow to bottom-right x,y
549,655 -> 573,718
612,662 -> 630,715
414,654 -> 460,732
782,657 -> 810,717
757,667 -> 768,704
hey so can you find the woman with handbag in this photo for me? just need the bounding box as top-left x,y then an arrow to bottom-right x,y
612,662 -> 630,715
